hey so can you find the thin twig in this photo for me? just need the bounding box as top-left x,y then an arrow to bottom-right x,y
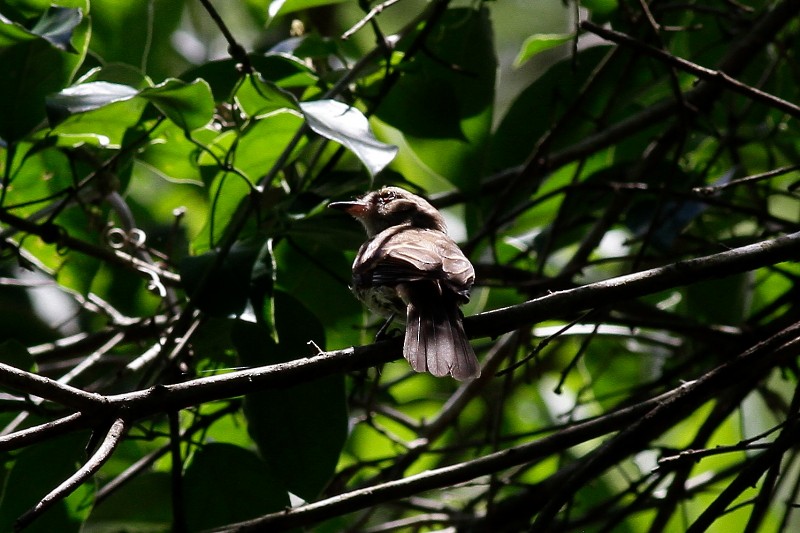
694,165 -> 800,194
196,0 -> 252,72
342,0 -> 404,39
0,412 -> 85,450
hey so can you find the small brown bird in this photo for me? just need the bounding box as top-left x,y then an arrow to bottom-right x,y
329,187 -> 480,380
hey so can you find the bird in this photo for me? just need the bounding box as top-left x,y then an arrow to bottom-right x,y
329,186 -> 480,380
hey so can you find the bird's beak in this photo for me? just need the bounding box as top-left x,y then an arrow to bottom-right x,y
328,199 -> 367,216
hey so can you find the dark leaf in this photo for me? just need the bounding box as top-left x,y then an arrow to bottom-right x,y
237,291 -> 348,501
30,7 -> 82,52
183,443 -> 289,531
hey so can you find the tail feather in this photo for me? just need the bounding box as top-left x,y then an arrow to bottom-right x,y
403,284 -> 480,380
404,305 -> 428,374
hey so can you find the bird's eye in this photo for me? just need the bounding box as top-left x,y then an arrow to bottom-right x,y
380,191 -> 396,204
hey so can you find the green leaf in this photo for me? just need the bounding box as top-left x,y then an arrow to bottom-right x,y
193,149 -> 253,252
274,234 -> 362,349
0,432 -> 93,533
236,291 -> 347,501
0,7 -> 89,142
180,237 -> 266,318
136,122 -> 216,184
0,6 -> 82,50
2,141 -> 73,216
0,15 -> 36,47
47,78 -> 213,131
139,78 -> 214,131
50,207 -> 104,295
183,443 -> 289,532
0,0 -> 53,20
47,97 -> 149,148
87,0 -> 185,81
45,81 -> 139,125
583,0 -> 618,20
290,32 -> 339,59
86,472 -> 171,530
0,339 -> 35,371
267,0 -> 348,22
233,109 -> 306,182
300,99 -> 398,177
30,6 -> 82,51
180,54 -> 318,102
375,7 -> 496,192
513,33 -> 573,68
235,73 -> 298,118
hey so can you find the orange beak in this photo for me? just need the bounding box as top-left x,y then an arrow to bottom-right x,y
328,199 -> 368,217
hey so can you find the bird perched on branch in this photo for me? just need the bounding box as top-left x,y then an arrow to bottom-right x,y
329,186 -> 480,380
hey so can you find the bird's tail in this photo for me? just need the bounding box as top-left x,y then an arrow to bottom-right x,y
403,284 -> 480,380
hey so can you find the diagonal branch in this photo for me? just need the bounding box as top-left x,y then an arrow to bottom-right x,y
581,21 -> 800,119
211,383 -> 695,531
0,361 -> 107,410
468,230 -> 800,339
228,318 -> 800,531
14,417 -> 128,531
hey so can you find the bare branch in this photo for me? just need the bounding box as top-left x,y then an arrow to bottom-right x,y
213,383 -> 696,531
0,412 -> 85,450
0,362 -> 107,410
14,418 -> 128,531
581,21 -> 800,119
342,0 -> 403,39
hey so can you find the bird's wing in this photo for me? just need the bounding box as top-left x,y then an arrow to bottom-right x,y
354,227 -> 474,294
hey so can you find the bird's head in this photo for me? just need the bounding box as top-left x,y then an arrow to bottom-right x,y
329,187 -> 447,237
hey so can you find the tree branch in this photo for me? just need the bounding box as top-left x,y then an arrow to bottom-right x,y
468,230 -> 800,339
233,317 -> 800,531
0,361 -> 107,410
2,231 -> 799,454
14,417 -> 127,531
212,383 -> 696,531
581,21 -> 800,119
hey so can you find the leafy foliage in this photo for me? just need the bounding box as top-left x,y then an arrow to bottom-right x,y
1,0 -> 800,531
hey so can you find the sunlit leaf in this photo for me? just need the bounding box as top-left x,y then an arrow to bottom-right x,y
513,33 -> 573,68
139,78 -> 214,131
47,78 -> 213,132
136,123 -> 217,184
233,109 -> 306,181
46,81 -> 139,124
300,99 -> 398,177
0,6 -> 89,142
235,72 -> 298,118
180,54 -> 317,102
267,0 -> 348,22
